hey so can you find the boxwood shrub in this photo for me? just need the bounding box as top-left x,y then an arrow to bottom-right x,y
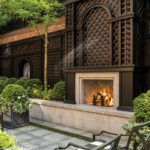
0,84 -> 30,114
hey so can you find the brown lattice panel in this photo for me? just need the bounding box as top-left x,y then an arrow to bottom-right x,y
65,0 -> 138,68
47,36 -> 63,85
82,6 -> 111,66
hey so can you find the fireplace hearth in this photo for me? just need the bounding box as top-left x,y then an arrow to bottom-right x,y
75,72 -> 119,108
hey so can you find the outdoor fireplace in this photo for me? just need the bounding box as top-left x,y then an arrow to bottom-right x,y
84,80 -> 114,107
75,72 -> 119,108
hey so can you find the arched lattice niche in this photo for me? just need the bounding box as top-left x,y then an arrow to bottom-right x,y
82,5 -> 112,66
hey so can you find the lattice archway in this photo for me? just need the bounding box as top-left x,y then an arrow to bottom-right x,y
82,5 -> 112,67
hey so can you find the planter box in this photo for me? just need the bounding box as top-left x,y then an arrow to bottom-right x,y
30,99 -> 133,134
3,108 -> 29,129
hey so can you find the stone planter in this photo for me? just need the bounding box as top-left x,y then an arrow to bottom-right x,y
3,108 -> 29,129
30,99 -> 133,134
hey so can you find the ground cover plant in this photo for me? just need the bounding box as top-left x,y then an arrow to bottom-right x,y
123,90 -> 150,149
0,131 -> 19,150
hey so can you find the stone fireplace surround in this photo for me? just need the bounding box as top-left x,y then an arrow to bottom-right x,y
75,72 -> 120,108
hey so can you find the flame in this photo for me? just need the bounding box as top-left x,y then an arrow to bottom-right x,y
109,98 -> 114,107
84,81 -> 114,107
86,90 -> 114,107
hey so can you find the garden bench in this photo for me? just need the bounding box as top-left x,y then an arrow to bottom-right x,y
93,121 -> 150,150
116,121 -> 150,150
55,134 -> 121,150
55,121 -> 150,150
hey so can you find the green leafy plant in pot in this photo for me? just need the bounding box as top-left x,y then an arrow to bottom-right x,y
0,84 -> 30,128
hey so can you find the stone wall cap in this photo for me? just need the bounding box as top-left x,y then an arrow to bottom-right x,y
31,99 -> 133,119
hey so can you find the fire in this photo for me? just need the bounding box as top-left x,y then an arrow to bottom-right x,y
109,98 -> 114,107
86,87 -> 114,107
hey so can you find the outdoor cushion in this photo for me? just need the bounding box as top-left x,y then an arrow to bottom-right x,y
85,141 -> 111,149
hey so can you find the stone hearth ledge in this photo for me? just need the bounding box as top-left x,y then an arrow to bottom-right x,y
30,99 -> 133,119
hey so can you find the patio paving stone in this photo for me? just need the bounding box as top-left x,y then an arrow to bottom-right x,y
6,125 -> 89,150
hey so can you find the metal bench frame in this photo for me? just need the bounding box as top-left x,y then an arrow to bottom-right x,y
55,134 -> 121,150
93,121 -> 150,150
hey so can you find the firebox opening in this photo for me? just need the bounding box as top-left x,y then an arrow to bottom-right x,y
84,80 -> 114,107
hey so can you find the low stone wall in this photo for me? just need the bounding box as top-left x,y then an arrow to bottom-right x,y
30,99 -> 133,134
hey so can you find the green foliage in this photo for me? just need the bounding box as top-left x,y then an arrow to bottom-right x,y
29,81 -> 66,100
0,79 -> 8,93
0,131 -> 19,150
15,78 -> 28,88
26,79 -> 42,88
123,90 -> 150,148
0,0 -> 21,29
0,77 -> 18,93
30,87 -> 43,99
0,0 -> 12,28
0,77 -> 9,93
30,87 -> 50,100
7,78 -> 18,85
123,120 -> 150,149
42,90 -> 50,100
49,81 -> 65,100
0,84 -> 30,114
0,76 -> 8,80
134,91 -> 150,123
14,0 -> 64,26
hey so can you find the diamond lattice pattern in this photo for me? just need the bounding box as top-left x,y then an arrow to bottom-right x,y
82,7 -> 111,66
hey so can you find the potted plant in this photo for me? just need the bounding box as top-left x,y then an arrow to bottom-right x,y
0,84 -> 30,128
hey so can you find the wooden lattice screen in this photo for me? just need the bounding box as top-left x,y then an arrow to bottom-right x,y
82,6 -> 111,66
47,35 -> 64,85
65,0 -> 144,68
